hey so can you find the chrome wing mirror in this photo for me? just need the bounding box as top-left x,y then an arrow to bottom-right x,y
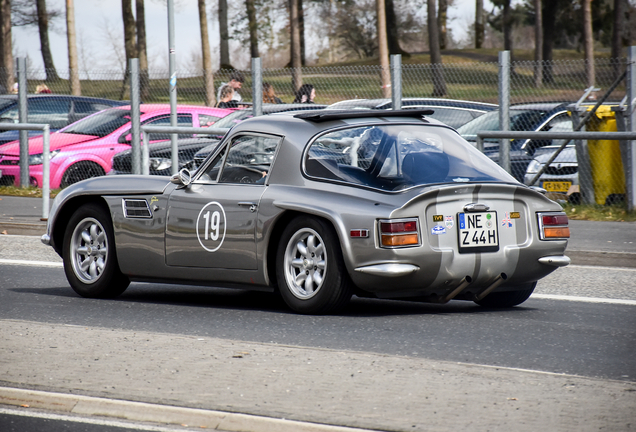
170,168 -> 192,188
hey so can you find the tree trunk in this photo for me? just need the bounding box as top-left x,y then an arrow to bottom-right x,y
377,0 -> 390,98
503,0 -> 512,52
66,0 -> 81,95
219,0 -> 232,69
475,0 -> 484,48
36,0 -> 60,81
533,0 -> 542,87
583,0 -> 594,87
438,0 -> 447,50
290,0 -> 302,91
136,0 -> 149,101
121,0 -> 137,99
299,0 -> 306,66
611,0 -> 625,80
542,0 -> 556,83
0,0 -> 15,94
427,0 -> 446,96
246,0 -> 259,59
198,0 -> 215,106
385,0 -> 408,56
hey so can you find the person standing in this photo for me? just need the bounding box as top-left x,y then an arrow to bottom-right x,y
216,84 -> 239,108
263,82 -> 283,104
216,71 -> 245,102
293,84 -> 316,103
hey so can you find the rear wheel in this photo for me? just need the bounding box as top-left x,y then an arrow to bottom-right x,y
276,216 -> 352,314
62,203 -> 129,298
474,282 -> 536,308
61,161 -> 105,188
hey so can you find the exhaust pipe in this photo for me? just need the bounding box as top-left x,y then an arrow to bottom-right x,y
440,276 -> 473,303
474,273 -> 508,301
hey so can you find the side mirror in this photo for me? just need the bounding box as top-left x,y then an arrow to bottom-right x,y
170,168 -> 191,187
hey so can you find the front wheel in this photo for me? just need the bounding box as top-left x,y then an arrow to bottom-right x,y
276,216 -> 352,314
474,282 -> 536,308
63,203 -> 129,298
61,161 -> 105,188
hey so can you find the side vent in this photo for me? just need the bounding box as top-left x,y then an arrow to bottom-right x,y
122,199 -> 152,219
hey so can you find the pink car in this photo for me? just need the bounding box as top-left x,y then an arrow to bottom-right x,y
0,104 -> 231,188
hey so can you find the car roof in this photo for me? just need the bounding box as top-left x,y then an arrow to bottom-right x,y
510,102 -> 570,111
328,98 -> 497,111
0,94 -> 127,104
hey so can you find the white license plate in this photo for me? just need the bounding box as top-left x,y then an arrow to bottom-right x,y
458,212 -> 499,253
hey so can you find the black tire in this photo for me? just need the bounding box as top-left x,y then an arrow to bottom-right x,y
276,216 -> 353,314
61,161 -> 105,188
62,203 -> 129,298
474,281 -> 537,308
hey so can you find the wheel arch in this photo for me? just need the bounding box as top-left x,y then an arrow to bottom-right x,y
50,196 -> 111,256
57,157 -> 108,188
265,209 -> 345,289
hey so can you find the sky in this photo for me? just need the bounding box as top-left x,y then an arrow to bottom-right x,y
12,0 -> 492,74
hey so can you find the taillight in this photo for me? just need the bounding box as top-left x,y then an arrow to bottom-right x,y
538,212 -> 570,240
379,218 -> 420,247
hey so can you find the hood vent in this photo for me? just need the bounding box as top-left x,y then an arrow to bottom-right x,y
122,199 -> 152,219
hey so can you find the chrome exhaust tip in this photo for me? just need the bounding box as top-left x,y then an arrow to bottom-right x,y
474,273 -> 508,301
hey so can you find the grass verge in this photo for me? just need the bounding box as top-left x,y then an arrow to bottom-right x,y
562,203 -> 636,222
0,186 -> 60,198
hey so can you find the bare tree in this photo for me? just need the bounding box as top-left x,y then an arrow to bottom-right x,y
427,0 -> 446,96
66,0 -> 81,95
0,0 -> 14,94
438,0 -> 447,50
198,0 -> 215,106
377,0 -> 390,98
582,0 -> 594,87
475,0 -> 484,48
35,0 -> 60,81
246,0 -> 259,58
533,0 -> 542,87
385,0 -> 409,56
121,0 -> 137,98
136,0 -> 149,100
611,0 -> 626,79
502,0 -> 512,52
219,0 -> 232,69
290,0 -> 302,91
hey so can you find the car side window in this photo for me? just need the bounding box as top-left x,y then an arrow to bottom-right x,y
119,114 -> 193,143
28,99 -> 71,128
198,145 -> 229,182
198,113 -> 222,127
218,135 -> 281,184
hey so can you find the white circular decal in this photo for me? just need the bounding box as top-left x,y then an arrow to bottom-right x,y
196,201 -> 227,252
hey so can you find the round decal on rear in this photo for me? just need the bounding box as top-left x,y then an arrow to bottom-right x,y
196,201 -> 227,252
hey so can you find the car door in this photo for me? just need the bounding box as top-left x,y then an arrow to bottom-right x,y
165,133 -> 282,270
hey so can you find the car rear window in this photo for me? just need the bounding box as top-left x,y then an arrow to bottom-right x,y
304,124 -> 516,191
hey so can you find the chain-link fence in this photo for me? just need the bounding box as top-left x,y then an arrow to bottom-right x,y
0,55 -> 633,209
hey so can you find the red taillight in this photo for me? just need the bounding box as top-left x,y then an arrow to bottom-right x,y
538,212 -> 570,240
379,218 -> 420,247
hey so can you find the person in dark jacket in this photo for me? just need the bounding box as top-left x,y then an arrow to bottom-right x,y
216,84 -> 240,108
293,84 -> 316,103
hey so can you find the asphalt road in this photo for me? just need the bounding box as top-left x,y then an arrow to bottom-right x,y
1,235 -> 635,431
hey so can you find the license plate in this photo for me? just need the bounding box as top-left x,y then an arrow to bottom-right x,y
543,181 -> 572,192
458,212 -> 499,253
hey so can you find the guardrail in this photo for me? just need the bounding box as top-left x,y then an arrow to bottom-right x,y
0,123 -> 51,220
139,125 -> 230,175
476,130 -> 636,209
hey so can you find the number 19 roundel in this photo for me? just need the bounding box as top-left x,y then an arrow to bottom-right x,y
196,201 -> 227,252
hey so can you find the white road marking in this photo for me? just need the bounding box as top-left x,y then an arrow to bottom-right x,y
0,259 -> 62,267
532,293 -> 636,306
0,407 -> 185,431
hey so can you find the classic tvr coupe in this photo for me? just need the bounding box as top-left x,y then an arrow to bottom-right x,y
42,109 -> 571,314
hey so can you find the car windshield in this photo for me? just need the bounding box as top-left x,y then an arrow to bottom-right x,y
0,99 -> 15,112
61,108 -> 136,137
457,108 -> 548,139
305,124 -> 516,191
213,109 -> 253,128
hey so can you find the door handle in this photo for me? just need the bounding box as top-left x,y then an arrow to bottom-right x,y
238,202 -> 257,212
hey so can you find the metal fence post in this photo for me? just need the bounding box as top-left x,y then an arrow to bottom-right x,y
570,108 -> 595,204
252,57 -> 262,117
17,57 -> 29,188
130,59 -> 141,174
167,0 -> 178,175
627,46 -> 636,212
42,124 -> 50,220
390,54 -> 402,110
498,51 -> 510,174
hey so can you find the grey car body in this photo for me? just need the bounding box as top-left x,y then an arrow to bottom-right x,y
42,109 -> 570,314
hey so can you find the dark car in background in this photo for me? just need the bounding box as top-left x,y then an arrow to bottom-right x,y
0,94 -> 127,144
326,98 -> 497,129
456,102 -> 573,181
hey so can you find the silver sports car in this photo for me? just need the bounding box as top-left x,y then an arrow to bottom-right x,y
42,109 -> 571,314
